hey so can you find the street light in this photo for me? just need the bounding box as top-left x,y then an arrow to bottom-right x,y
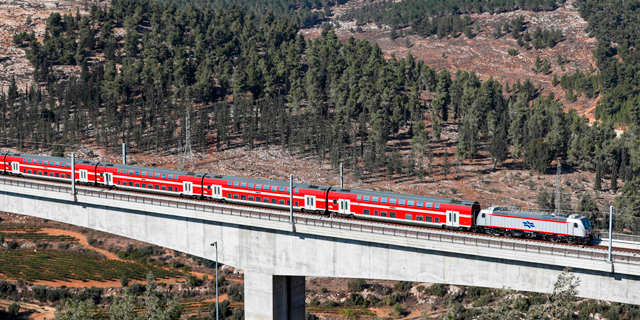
210,242 -> 218,320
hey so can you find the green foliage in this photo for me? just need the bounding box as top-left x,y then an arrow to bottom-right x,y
508,48 -> 519,56
8,302 -> 20,317
347,278 -> 367,292
425,283 -> 448,297
393,281 -> 411,292
228,284 -> 244,302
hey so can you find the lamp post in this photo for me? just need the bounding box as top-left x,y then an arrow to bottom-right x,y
210,242 -> 218,320
608,206 -> 613,263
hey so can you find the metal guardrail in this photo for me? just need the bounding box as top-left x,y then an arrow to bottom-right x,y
612,233 -> 640,242
2,176 -> 639,266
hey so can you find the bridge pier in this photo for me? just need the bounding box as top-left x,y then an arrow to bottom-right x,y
245,272 -> 305,320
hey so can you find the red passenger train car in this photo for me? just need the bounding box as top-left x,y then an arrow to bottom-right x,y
327,188 -> 481,229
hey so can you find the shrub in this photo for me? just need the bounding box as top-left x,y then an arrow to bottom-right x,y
8,302 -> 19,317
392,303 -> 404,317
466,286 -> 491,300
186,274 -> 203,288
394,281 -> 411,292
425,283 -> 448,297
472,295 -> 492,307
6,240 -> 19,250
215,275 -> 228,288
347,279 -> 367,292
416,285 -> 425,293
231,307 -> 244,320
320,287 -> 328,293
508,48 -> 519,56
309,298 -> 320,307
344,293 -> 366,307
57,243 -> 70,250
210,300 -> 231,318
324,300 -> 339,307
0,281 -> 16,299
77,287 -> 103,305
126,283 -> 146,296
372,283 -> 393,295
228,284 -> 243,302
120,275 -> 129,287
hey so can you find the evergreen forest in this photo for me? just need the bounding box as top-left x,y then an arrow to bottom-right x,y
5,0 -> 640,231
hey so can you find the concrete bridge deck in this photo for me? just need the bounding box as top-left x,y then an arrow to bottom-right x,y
0,175 -> 638,318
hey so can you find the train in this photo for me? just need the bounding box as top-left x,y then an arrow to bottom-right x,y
0,151 -> 594,244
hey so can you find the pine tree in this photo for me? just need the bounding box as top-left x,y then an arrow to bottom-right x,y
611,161 -> 618,192
594,160 -> 602,191
442,150 -> 451,179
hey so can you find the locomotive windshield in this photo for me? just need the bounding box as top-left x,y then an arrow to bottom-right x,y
581,218 -> 592,229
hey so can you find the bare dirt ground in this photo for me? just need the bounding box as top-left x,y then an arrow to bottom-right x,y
0,0 -> 92,91
301,0 -> 599,120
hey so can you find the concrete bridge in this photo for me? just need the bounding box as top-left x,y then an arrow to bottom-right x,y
0,176 -> 639,319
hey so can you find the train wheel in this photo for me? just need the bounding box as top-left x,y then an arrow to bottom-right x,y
504,230 -> 513,237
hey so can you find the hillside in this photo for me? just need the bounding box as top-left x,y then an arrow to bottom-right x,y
301,0 -> 599,119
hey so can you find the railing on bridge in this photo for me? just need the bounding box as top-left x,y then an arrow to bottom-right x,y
2,176 -> 639,266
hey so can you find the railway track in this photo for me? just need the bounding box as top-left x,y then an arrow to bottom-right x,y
4,173 -> 640,256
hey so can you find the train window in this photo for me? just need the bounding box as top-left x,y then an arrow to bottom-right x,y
256,197 -> 261,202
287,200 -> 290,205
399,200 -> 406,206
263,198 -> 269,203
295,201 -> 299,207
155,185 -> 159,190
249,196 -> 254,201
38,160 -> 42,164
435,204 -> 440,209
295,189 -> 299,194
135,183 -> 140,187
161,186 -> 166,191
241,195 -> 246,200
333,199 -> 337,205
66,174 -> 70,178
233,194 -> 238,199
248,183 -> 254,189
417,216 -> 423,221
390,199 -> 396,205
128,182 -> 133,186
23,169 -> 26,173
167,175 -> 173,180
426,216 -> 432,222
374,210 -> 379,216
372,197 -> 378,203
278,187 -> 284,192
362,196 -> 369,202
155,173 -> 160,178
364,209 -> 370,215
270,198 -> 276,204
51,172 -> 54,176
241,183 -> 246,188
141,172 -> 146,177
169,186 -> 173,191
574,223 -> 578,228
100,173 -> 103,177
174,176 -> 179,180
233,182 -> 239,187
67,164 -> 70,168
381,211 -> 387,217
279,200 -> 285,205
44,171 -> 47,175
270,186 -> 277,192
357,195 -> 361,201
207,185 -> 211,190
142,183 -> 146,188
117,169 -> 121,174
426,203 -> 432,208
43,161 -> 47,165
390,212 -> 396,218
405,214 -> 412,220
135,171 -> 140,176
228,181 -> 232,186
148,184 -> 152,189
407,201 -> 414,206
28,170 -> 31,174
381,198 -> 388,204
117,181 -> 121,185
435,217 -> 439,223
161,174 -> 166,179
55,173 -> 59,177
481,213 -> 485,218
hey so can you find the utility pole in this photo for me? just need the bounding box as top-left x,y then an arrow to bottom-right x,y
555,161 -> 561,212
122,143 -> 126,165
608,205 -> 613,263
340,163 -> 343,188
210,242 -> 219,320
290,174 -> 294,224
184,107 -> 194,171
71,153 -> 76,195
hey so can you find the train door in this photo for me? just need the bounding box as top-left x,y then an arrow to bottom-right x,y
79,170 -> 88,182
339,199 -> 350,214
11,162 -> 19,174
183,181 -> 193,195
211,185 -> 222,199
105,172 -> 113,186
304,195 -> 316,211
447,211 -> 460,228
